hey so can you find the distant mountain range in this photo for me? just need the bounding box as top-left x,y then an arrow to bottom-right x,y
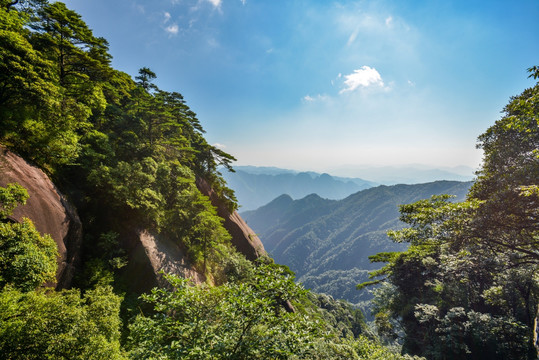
241,180 -> 473,308
221,166 -> 376,211
222,165 -> 475,210
327,164 -> 476,185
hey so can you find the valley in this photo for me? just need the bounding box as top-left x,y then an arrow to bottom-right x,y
241,180 -> 472,307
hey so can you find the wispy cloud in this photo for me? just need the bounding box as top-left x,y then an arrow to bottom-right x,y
165,24 -> 179,35
347,27 -> 360,46
340,66 -> 384,93
302,94 -> 330,103
164,12 -> 171,23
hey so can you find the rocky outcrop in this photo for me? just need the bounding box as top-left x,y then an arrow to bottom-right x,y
0,146 -> 82,289
122,229 -> 205,294
120,178 -> 265,293
196,178 -> 266,261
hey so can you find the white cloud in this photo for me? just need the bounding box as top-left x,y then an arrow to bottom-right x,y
165,24 -> 179,35
385,16 -> 393,27
164,12 -> 171,23
340,66 -> 384,93
207,0 -> 221,8
240,0 -> 246,4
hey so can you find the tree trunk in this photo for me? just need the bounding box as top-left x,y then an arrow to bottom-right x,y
534,304 -> 539,358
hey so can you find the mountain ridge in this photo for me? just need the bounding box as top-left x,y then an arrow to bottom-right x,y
242,180 -> 473,306
222,167 -> 375,211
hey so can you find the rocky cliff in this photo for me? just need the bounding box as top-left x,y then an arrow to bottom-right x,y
0,146 -> 267,292
196,177 -> 266,261
0,146 -> 82,289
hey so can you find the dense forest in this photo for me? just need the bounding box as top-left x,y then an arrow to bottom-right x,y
0,0 -> 537,359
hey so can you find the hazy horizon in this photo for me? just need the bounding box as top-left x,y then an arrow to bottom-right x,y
62,0 -> 538,173
228,163 -> 476,185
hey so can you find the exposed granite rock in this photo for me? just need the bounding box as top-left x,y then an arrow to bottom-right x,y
196,177 -> 266,261
0,146 -> 82,289
120,178 -> 266,293
122,229 -> 205,293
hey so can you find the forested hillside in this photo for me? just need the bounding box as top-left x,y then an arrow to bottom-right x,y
0,1 -> 420,358
242,181 -> 472,306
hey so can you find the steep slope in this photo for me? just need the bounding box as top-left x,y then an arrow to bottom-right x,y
196,178 -> 266,260
242,180 -> 473,305
0,146 -> 82,289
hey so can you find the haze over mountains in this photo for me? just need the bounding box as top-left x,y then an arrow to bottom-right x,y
242,180 -> 473,307
327,164 -> 476,185
222,165 -> 475,210
221,167 -> 376,211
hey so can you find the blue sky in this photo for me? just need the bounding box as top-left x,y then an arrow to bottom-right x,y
61,0 -> 538,176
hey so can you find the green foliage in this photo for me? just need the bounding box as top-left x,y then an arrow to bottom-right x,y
128,262 -> 323,359
0,285 -> 126,359
0,184 -> 57,291
353,335 -> 424,360
306,292 -> 369,338
0,182 -> 28,219
469,70 -> 539,265
0,218 -> 58,291
362,70 -> 539,359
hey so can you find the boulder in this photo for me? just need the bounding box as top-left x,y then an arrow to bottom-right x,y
196,178 -> 266,260
0,146 -> 82,289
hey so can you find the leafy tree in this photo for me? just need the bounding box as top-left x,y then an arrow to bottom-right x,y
0,183 -> 28,218
0,218 -> 58,291
468,70 -> 539,265
128,261 -> 325,359
30,2 -> 111,87
360,69 -> 539,359
0,285 -> 126,359
135,67 -> 156,92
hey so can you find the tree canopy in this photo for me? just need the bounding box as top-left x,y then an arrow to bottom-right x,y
361,68 -> 539,359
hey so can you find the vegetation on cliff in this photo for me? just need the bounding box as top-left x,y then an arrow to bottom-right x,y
0,1 -> 409,358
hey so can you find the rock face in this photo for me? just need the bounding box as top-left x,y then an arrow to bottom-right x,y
122,229 -> 206,293
196,178 -> 266,260
0,147 -> 82,289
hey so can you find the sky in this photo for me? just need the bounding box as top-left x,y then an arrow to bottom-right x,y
61,0 -> 538,177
